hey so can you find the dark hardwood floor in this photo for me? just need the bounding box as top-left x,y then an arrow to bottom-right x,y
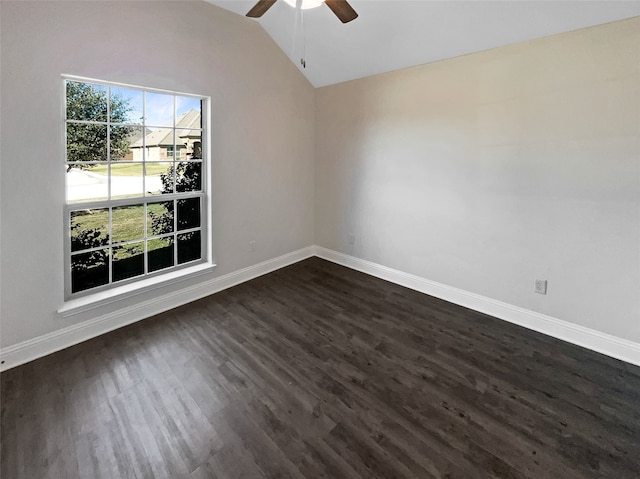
2,257 -> 639,478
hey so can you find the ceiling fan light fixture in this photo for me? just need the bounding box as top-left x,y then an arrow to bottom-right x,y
283,0 -> 324,10
246,0 -> 357,23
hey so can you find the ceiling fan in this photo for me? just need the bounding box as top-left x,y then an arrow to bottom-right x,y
246,0 -> 358,23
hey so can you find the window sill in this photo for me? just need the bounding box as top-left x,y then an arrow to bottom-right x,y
58,262 -> 216,318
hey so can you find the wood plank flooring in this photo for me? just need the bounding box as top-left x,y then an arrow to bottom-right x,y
2,257 -> 639,478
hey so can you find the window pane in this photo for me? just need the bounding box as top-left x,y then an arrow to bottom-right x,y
177,197 -> 200,231
66,164 -> 108,203
147,201 -> 173,236
65,79 -> 207,297
110,162 -> 143,200
66,82 -> 107,122
112,205 -> 144,244
176,162 -> 201,192
148,237 -> 174,272
111,126 -> 142,161
177,231 -> 201,264
176,96 -> 201,121
140,128 -> 174,160
110,87 -> 143,125
70,208 -> 109,252
71,248 -> 110,293
67,123 -> 108,163
145,162 -> 174,195
145,92 -> 174,127
113,242 -> 144,282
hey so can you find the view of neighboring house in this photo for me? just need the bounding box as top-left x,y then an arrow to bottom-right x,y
130,109 -> 202,161
122,127 -> 150,160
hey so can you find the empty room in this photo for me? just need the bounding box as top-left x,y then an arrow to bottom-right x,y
1,1 -> 639,478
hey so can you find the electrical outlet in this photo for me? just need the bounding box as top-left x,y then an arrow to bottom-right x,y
249,240 -> 256,252
348,234 -> 355,245
535,279 -> 547,295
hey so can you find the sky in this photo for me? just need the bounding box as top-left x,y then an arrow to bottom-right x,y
110,86 -> 201,128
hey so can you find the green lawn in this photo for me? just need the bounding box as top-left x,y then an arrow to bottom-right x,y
71,202 -> 172,254
90,162 -> 171,176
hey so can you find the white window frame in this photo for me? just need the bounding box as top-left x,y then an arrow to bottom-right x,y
61,75 -> 214,309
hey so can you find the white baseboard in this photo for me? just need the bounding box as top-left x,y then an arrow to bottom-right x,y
3,245 -> 639,372
313,246 -> 640,367
0,247 -> 314,372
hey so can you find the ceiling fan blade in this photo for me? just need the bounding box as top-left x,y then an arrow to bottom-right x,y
324,0 -> 358,23
246,0 -> 278,18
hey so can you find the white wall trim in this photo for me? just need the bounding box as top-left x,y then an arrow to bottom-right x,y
0,247 -> 314,372
313,246 -> 640,367
3,245 -> 639,371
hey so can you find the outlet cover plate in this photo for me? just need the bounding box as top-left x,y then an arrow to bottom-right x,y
535,279 -> 547,295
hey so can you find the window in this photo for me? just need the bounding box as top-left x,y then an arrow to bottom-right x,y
165,145 -> 186,159
64,77 -> 209,298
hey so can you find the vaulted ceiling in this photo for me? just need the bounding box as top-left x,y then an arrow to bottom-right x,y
206,1 -> 640,87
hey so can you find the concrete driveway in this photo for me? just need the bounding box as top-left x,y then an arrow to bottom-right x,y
67,168 -> 163,202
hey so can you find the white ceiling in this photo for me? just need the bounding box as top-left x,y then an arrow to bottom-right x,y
206,0 -> 640,87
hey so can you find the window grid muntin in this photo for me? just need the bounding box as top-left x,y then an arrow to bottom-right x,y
67,194 -> 204,291
64,76 -> 206,299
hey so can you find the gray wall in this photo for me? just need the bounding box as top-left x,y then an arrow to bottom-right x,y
0,1 -> 316,347
1,3 -> 638,352
315,17 -> 640,342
